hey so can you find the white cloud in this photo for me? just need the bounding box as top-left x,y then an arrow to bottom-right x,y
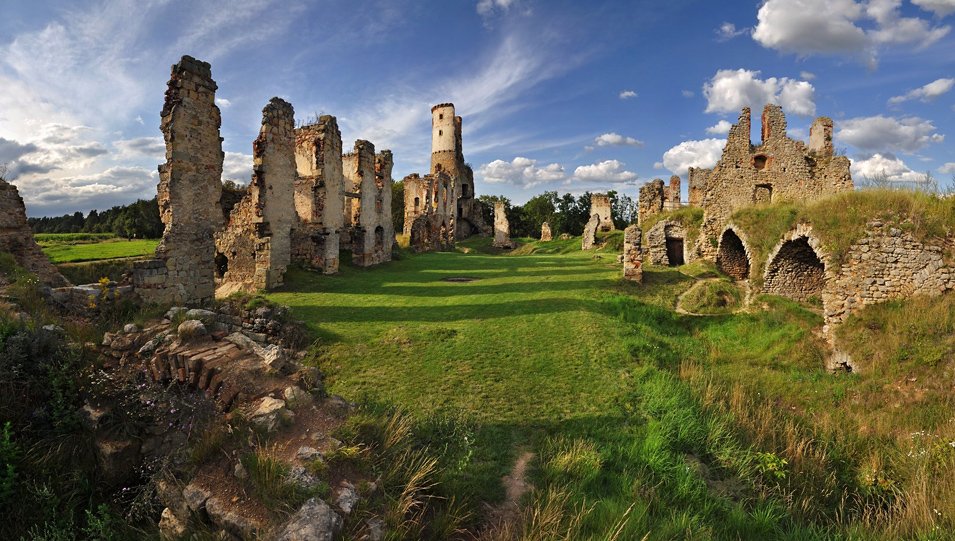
888,78 -> 955,104
477,0 -> 518,16
21,166 -> 158,216
939,162 -> 955,174
619,90 -> 637,100
706,120 -> 733,135
837,115 -> 944,153
703,69 -> 816,116
222,151 -> 253,183
682,90 -> 695,98
653,161 -> 664,169
594,132 -> 643,147
662,138 -> 724,176
912,0 -> 955,16
572,160 -> 638,184
850,153 -> 924,182
800,71 -> 816,80
215,98 -> 232,108
752,0 -> 950,65
716,22 -> 748,40
113,136 -> 165,161
478,157 -> 565,187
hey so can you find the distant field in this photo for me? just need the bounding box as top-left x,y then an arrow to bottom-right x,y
41,239 -> 158,263
34,232 -> 117,244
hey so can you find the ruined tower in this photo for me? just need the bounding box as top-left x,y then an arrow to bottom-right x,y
426,103 -> 487,239
214,98 -> 296,293
0,179 -> 69,287
134,55 -> 223,305
343,140 -> 393,267
292,115 -> 345,274
591,193 -> 614,232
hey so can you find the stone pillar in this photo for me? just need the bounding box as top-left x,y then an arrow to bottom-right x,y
591,193 -> 614,231
492,201 -> 512,248
342,140 -> 379,266
581,214 -> 599,250
638,179 -> 665,226
623,224 -> 643,282
375,150 -> 395,262
214,97 -> 296,293
134,55 -> 223,306
292,116 -> 344,274
665,175 -> 681,211
540,221 -> 552,241
809,117 -> 834,156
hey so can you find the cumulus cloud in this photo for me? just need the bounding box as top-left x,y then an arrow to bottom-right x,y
716,22 -> 748,41
572,160 -> 638,184
0,137 -> 39,163
113,136 -> 166,161
800,71 -> 816,80
888,78 -> 955,105
619,90 -> 637,100
594,132 -> 643,147
222,151 -> 253,183
913,0 -> 955,16
20,166 -> 158,216
850,153 -> 924,183
662,138 -> 724,176
752,0 -> 950,65
706,120 -> 733,135
703,69 -> 816,116
837,115 -> 944,153
477,0 -> 518,15
215,98 -> 232,108
939,162 -> 955,174
478,157 -> 566,187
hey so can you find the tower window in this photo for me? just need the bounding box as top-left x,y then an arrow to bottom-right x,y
439,114 -> 444,120
439,130 -> 443,136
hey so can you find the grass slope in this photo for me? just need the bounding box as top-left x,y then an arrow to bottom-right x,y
268,236 -> 955,539
40,239 -> 158,263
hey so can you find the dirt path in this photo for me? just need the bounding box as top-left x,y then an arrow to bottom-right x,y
487,450 -> 536,528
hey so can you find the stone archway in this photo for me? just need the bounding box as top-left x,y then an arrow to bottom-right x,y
717,228 -> 750,280
764,235 -> 826,302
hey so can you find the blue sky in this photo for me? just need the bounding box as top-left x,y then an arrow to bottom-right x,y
1,0 -> 953,216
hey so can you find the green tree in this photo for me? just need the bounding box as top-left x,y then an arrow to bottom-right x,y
392,180 -> 404,234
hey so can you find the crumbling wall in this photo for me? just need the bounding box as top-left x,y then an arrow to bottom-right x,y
646,220 -> 690,266
687,168 -> 708,207
696,105 -> 853,258
342,140 -> 389,267
134,55 -> 223,306
623,224 -> 643,282
429,103 -> 488,239
214,98 -> 295,294
663,176 -> 681,211
822,222 -> 955,328
764,236 -> 826,301
638,179 -> 665,226
404,173 -> 455,252
0,179 -> 69,286
540,222 -> 552,241
581,214 -> 599,250
492,201 -> 513,249
292,115 -> 344,274
591,193 -> 614,231
375,150 -> 395,261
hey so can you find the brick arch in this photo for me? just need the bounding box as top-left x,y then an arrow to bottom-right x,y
763,225 -> 830,303
716,226 -> 751,280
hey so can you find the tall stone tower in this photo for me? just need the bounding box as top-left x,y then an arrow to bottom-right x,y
427,102 -> 488,239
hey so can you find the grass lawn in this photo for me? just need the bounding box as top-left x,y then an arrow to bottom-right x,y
40,238 -> 158,263
267,235 -> 955,539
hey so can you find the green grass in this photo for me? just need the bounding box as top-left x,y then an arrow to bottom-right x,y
267,236 -> 955,539
679,279 -> 743,315
40,239 -> 158,263
34,233 -> 117,244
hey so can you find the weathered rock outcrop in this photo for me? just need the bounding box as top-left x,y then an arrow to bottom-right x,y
0,178 -> 68,286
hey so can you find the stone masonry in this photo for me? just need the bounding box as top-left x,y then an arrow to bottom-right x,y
623,224 -> 643,282
134,56 -> 223,306
430,103 -> 489,239
492,200 -> 513,249
0,178 -> 69,286
342,140 -> 392,267
581,214 -> 599,250
540,221 -> 552,241
638,179 -> 665,226
292,115 -> 344,274
214,98 -> 295,293
404,172 -> 455,252
591,193 -> 614,231
695,105 -> 852,258
646,219 -> 692,266
664,176 -> 681,211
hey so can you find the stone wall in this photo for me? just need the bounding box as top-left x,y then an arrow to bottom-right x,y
694,105 -> 853,258
292,115 -> 344,274
540,222 -> 552,241
214,98 -> 295,293
623,224 -> 643,282
342,140 -> 391,267
134,55 -> 223,306
646,220 -> 692,266
663,176 -> 681,212
492,201 -> 513,249
581,214 -> 599,250
687,168 -> 708,207
429,103 -> 488,239
375,150 -> 395,261
764,236 -> 826,302
638,179 -> 664,226
0,179 -> 69,286
591,193 -> 614,231
404,173 -> 455,252
716,227 -> 751,280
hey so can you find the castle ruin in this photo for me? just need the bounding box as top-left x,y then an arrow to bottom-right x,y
403,172 -> 455,252
591,193 -> 614,232
134,56 -> 224,305
622,224 -> 643,282
214,98 -> 296,294
342,140 -> 393,266
492,201 -> 513,249
292,116 -> 345,274
0,178 -> 69,287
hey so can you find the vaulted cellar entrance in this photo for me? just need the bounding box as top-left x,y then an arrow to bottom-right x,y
764,236 -> 825,302
716,229 -> 750,280
665,238 -> 684,266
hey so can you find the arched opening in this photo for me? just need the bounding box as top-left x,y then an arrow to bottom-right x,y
664,224 -> 684,266
374,225 -> 384,253
414,196 -> 420,210
717,229 -> 749,280
764,236 -> 825,302
215,252 -> 229,279
753,154 -> 768,170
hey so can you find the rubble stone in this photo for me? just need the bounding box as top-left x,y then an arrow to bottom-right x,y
623,225 -> 643,282
274,498 -> 343,541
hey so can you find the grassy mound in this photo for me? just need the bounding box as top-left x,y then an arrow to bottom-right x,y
732,189 -> 955,279
679,279 -> 742,315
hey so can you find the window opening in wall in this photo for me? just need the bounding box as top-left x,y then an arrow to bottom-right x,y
414,197 -> 420,210
753,154 -> 768,170
215,252 -> 228,279
439,130 -> 443,136
753,184 -> 772,204
439,114 -> 443,120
